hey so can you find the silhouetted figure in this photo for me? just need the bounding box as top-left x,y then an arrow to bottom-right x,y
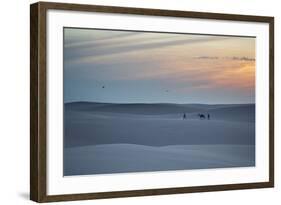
198,114 -> 205,120
183,113 -> 187,120
102,86 -> 105,88
208,113 -> 210,120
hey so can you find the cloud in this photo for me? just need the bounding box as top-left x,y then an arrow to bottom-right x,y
64,32 -> 142,48
194,56 -> 219,60
230,56 -> 255,61
194,56 -> 255,61
65,35 -> 230,65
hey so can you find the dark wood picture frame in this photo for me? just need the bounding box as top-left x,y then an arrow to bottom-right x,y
30,1 -> 274,203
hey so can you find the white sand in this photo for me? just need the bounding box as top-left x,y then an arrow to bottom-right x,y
64,144 -> 255,175
64,102 -> 255,176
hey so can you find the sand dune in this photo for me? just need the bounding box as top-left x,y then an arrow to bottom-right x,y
64,144 -> 255,175
64,102 -> 255,147
207,104 -> 255,122
65,102 -> 255,123
66,102 -> 201,114
64,102 -> 255,176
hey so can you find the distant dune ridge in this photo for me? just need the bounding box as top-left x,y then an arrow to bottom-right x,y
64,102 -> 255,175
65,101 -> 254,118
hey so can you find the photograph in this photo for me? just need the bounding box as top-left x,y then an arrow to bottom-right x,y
63,28 -> 256,176
29,2 -> 274,202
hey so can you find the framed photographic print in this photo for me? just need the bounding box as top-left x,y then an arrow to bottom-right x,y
30,1 -> 274,202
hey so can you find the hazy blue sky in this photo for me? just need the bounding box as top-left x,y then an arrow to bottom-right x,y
64,28 -> 255,104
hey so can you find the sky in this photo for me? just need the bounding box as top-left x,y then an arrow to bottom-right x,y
63,28 -> 255,104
